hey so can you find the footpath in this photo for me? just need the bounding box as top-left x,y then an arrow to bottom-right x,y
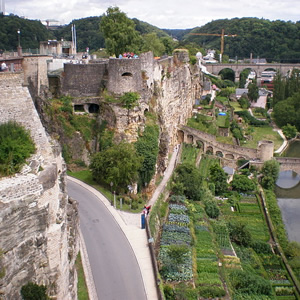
70,145 -> 180,300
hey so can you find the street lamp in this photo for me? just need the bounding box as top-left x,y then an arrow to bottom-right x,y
17,29 -> 20,48
110,182 -> 113,205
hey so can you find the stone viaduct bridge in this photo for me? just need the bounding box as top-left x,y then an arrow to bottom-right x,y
205,63 -> 300,82
178,125 -> 300,174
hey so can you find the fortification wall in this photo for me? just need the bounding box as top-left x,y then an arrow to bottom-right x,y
22,56 -> 50,96
107,58 -> 142,94
62,62 -> 107,97
0,72 -> 79,299
151,52 -> 202,171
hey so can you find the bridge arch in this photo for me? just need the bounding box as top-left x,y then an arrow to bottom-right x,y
225,153 -> 235,160
219,68 -> 235,82
187,134 -> 194,144
177,130 -> 184,143
206,146 -> 213,155
216,151 -> 224,157
196,140 -> 204,149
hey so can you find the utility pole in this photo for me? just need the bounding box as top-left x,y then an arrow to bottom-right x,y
189,29 -> 237,62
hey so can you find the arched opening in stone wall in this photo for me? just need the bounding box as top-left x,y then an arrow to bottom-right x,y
196,140 -> 204,149
122,72 -> 133,77
88,104 -> 100,113
216,151 -> 224,157
74,104 -> 85,112
206,146 -> 213,155
239,68 -> 256,88
187,134 -> 193,144
225,153 -> 235,159
218,68 -> 235,83
237,156 -> 246,161
177,130 -> 184,143
144,108 -> 149,115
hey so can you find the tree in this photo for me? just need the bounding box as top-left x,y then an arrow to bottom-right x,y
100,7 -> 141,57
231,174 -> 255,193
90,142 -> 142,192
135,121 -> 159,190
172,163 -> 203,201
209,163 -> 228,195
21,282 -> 48,300
238,95 -> 250,109
204,199 -> 220,218
228,221 -> 252,247
120,92 -> 140,124
248,80 -> 259,102
261,159 -> 280,190
141,33 -> 165,57
282,124 -> 297,139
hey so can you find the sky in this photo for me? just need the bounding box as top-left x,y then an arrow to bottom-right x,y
3,0 -> 300,29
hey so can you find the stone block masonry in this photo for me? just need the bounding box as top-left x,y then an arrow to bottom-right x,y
0,72 -> 79,299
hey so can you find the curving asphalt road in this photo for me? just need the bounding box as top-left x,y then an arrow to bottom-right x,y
67,179 -> 146,300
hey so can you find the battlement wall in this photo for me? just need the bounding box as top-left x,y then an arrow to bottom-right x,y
62,62 -> 108,97
107,58 -> 142,94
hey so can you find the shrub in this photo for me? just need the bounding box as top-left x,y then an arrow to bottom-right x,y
198,286 -> 226,298
20,282 -> 48,300
204,200 -> 220,219
163,284 -> 175,300
251,241 -> 272,254
230,269 -> 272,295
228,221 -> 252,247
0,121 -> 35,176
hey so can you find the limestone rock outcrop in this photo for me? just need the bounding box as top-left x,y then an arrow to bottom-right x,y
0,73 -> 79,299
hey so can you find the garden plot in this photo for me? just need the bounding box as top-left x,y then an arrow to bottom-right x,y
158,203 -> 193,282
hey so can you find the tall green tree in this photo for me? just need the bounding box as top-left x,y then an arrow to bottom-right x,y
247,80 -> 259,102
172,163 -> 203,201
90,142 -> 142,192
141,33 -> 165,57
282,124 -> 297,139
209,163 -> 228,195
100,7 -> 141,57
261,159 -> 280,190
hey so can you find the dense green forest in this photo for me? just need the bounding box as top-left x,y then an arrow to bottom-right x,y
0,14 -> 54,50
183,18 -> 300,62
1,13 -> 300,61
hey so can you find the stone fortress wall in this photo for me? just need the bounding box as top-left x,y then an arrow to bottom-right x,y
179,125 -> 274,161
0,72 -> 79,299
57,51 -> 202,172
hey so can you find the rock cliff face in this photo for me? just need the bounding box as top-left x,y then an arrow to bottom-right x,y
0,73 -> 79,299
57,50 -> 203,174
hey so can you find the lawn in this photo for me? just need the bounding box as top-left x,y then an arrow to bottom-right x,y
198,155 -> 220,179
75,252 -> 89,300
242,126 -> 284,150
67,169 -> 145,212
181,143 -> 200,165
216,115 -> 228,127
229,101 -> 245,112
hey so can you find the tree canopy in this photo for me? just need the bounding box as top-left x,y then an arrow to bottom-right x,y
209,163 -> 228,195
172,163 -> 203,201
184,18 -> 300,62
99,7 -> 141,57
0,14 -> 53,50
90,142 -> 142,192
261,159 -> 280,190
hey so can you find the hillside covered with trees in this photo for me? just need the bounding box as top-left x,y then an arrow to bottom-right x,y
1,13 -> 300,61
0,14 -> 54,51
184,18 -> 300,62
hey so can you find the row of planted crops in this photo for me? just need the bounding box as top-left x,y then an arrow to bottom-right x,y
156,192 -> 299,300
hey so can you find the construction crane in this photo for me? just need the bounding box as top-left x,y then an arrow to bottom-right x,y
189,29 -> 237,62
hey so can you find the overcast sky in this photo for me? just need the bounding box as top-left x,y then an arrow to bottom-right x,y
4,0 -> 300,29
